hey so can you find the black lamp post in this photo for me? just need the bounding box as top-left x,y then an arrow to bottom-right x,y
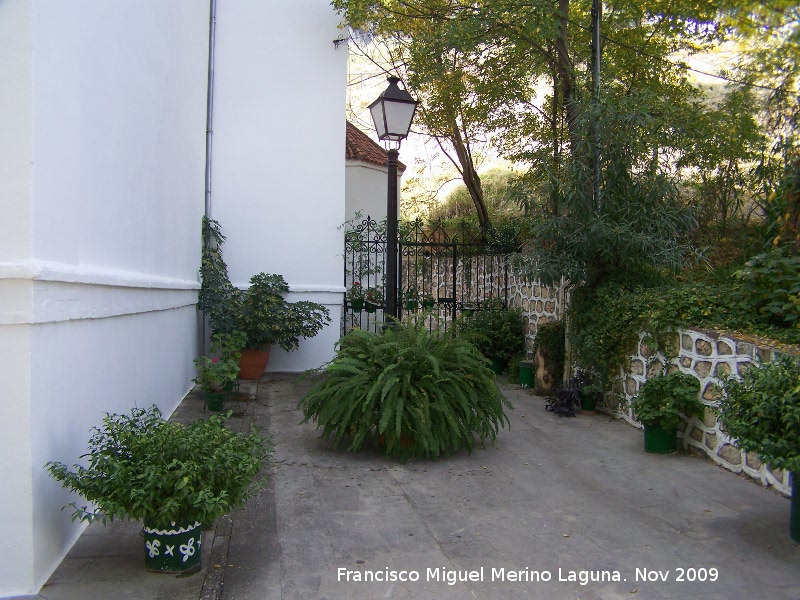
368,76 -> 418,321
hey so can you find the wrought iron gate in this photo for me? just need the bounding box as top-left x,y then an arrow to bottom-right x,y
343,217 -> 509,335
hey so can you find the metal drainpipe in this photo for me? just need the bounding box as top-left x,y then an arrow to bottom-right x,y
204,0 -> 217,218
202,0 -> 217,354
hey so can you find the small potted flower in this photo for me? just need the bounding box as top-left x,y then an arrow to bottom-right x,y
193,354 -> 240,411
364,287 -> 383,313
347,281 -> 365,311
404,287 -> 419,311
422,292 -> 436,310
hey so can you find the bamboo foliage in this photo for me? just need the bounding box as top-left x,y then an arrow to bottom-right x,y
298,320 -> 512,461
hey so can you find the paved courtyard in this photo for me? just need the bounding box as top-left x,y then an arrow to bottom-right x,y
35,374 -> 800,600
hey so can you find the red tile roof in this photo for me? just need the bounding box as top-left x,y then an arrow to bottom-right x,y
346,120 -> 406,171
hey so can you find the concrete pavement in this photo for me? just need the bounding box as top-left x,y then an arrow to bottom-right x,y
28,374 -> 800,600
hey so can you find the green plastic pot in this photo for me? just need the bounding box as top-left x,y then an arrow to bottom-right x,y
579,390 -> 597,412
643,424 -> 677,454
350,299 -> 364,311
519,361 -> 534,388
143,519 -> 202,573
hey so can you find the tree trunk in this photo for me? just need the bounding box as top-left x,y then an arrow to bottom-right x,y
451,119 -> 490,229
554,0 -> 580,154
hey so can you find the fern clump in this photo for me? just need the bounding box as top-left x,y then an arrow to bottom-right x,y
298,321 -> 513,461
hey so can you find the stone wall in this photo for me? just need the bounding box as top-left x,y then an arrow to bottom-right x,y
506,269 -> 566,355
617,328 -> 792,498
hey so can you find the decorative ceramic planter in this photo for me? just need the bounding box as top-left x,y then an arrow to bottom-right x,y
643,424 -> 677,454
238,347 -> 270,380
143,519 -> 202,573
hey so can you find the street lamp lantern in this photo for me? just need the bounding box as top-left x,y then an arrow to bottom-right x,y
368,76 -> 418,147
369,76 -> 417,322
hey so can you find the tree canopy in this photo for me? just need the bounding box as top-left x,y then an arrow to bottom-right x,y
338,0 -> 798,283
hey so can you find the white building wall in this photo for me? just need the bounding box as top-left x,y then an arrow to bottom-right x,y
0,1 -> 209,595
210,0 -> 347,371
345,160 -> 391,223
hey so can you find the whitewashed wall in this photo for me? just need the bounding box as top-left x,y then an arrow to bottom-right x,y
345,159 -> 396,223
210,0 -> 347,371
0,1 -> 208,595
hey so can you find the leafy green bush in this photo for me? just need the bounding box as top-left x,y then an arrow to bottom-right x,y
718,356 -> 800,473
199,219 -> 331,351
453,297 -> 526,367
298,322 -> 513,461
734,248 -> 800,331
631,371 -> 703,431
46,406 -> 271,527
238,273 -> 331,351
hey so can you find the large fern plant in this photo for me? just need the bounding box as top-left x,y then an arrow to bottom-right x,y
298,321 -> 513,461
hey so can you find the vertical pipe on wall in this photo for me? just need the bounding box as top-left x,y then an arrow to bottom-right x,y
204,0 -> 217,218
202,0 -> 217,353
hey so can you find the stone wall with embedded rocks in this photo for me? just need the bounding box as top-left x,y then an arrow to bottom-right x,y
616,328 -> 792,498
506,271 -> 567,356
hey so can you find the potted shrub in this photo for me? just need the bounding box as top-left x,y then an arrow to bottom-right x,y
192,355 -> 239,411
46,406 -> 271,573
235,273 -> 331,378
717,356 -> 800,543
364,287 -> 383,313
192,331 -> 246,410
298,320 -> 512,462
631,370 -> 703,453
574,370 -> 601,413
347,281 -> 365,311
422,292 -> 436,309
198,219 -> 331,380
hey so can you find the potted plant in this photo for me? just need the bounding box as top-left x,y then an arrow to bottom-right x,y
631,370 -> 703,453
192,331 -> 246,410
403,287 -> 419,311
46,406 -> 270,573
347,281 -> 365,311
422,292 -> 436,309
234,273 -> 331,378
717,355 -> 800,543
364,287 -> 383,313
198,219 -> 331,380
574,370 -> 601,413
192,355 -> 239,411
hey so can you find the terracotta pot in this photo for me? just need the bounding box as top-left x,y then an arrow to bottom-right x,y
238,347 -> 271,380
